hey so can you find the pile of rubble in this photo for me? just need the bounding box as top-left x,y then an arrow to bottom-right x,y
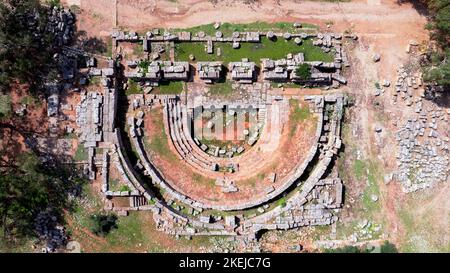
34,211 -> 68,253
46,6 -> 76,47
393,65 -> 424,106
394,114 -> 449,192
215,178 -> 238,193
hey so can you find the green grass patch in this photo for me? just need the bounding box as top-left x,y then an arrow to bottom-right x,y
89,76 -> 101,85
152,81 -> 183,95
126,79 -> 143,95
206,81 -> 234,97
101,212 -> 149,250
199,138 -> 238,149
289,99 -> 311,122
175,37 -> 333,66
192,173 -> 215,187
353,160 -> 366,180
144,109 -> 178,164
104,37 -> 113,58
20,95 -> 41,107
132,41 -> 144,57
289,99 -> 311,136
74,144 -> 88,161
63,133 -> 76,139
352,159 -> 381,214
0,94 -> 11,119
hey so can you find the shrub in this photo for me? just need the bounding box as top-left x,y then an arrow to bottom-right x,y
380,241 -> 398,253
294,63 -> 311,80
89,213 -> 118,237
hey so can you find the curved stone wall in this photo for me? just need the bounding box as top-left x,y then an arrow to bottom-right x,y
129,96 -> 337,212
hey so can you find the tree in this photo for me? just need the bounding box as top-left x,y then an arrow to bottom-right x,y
89,213 -> 118,237
380,240 -> 398,253
0,152 -> 86,239
408,0 -> 450,92
0,0 -> 55,94
294,63 -> 311,80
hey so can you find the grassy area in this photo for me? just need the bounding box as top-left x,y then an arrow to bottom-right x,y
289,99 -> 311,122
0,232 -> 37,253
0,94 -> 11,118
170,21 -> 319,37
132,41 -> 144,57
89,76 -> 101,85
175,37 -> 333,65
398,200 -> 450,252
66,183 -> 216,252
104,37 -> 113,58
192,173 -> 215,188
126,79 -> 143,95
63,132 -> 76,139
108,178 -> 130,192
206,81 -> 234,97
144,109 -> 178,164
199,138 -> 241,149
350,158 -> 381,214
74,144 -> 88,161
152,81 -> 183,95
289,99 -> 311,136
325,122 -> 386,244
20,95 -> 41,107
353,159 -> 366,180
277,197 -> 287,207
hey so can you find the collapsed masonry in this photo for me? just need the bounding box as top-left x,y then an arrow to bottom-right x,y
197,62 -> 223,83
76,59 -> 118,180
229,59 -> 256,84
125,60 -> 189,81
261,53 -> 347,86
393,109 -> 449,192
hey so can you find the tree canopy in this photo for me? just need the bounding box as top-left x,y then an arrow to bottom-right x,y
417,0 -> 450,90
0,0 -> 86,248
0,152 -> 85,239
0,0 -> 56,94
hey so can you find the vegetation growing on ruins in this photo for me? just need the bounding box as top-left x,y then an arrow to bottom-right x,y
0,1 -> 88,249
74,144 -> 88,161
144,108 -> 178,163
206,81 -> 234,97
175,37 -> 333,65
151,81 -> 183,95
289,99 -> 312,136
126,79 -> 143,95
294,63 -> 312,80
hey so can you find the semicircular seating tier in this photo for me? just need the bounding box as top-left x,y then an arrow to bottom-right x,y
164,97 -> 221,173
129,94 -> 344,212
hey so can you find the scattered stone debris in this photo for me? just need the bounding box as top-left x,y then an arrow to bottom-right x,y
394,114 -> 449,192
34,211 -> 68,253
372,53 -> 381,62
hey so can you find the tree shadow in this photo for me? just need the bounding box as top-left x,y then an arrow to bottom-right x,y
396,0 -> 430,16
73,30 -> 108,55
